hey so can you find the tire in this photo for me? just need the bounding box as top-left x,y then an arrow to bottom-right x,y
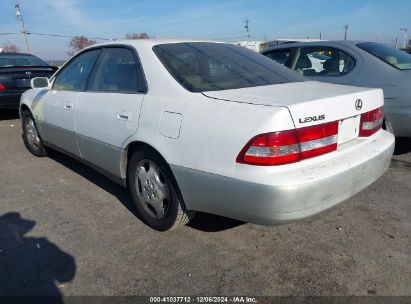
21,110 -> 47,157
127,147 -> 195,231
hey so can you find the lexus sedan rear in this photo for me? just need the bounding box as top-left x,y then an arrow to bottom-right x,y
20,40 -> 394,230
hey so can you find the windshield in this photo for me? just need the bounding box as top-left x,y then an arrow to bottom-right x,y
357,42 -> 411,70
0,55 -> 48,68
153,42 -> 303,92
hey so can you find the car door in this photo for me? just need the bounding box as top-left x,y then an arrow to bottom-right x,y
75,46 -> 146,177
38,49 -> 101,156
291,46 -> 358,84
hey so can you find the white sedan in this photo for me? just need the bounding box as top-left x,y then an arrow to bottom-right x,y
20,40 -> 394,231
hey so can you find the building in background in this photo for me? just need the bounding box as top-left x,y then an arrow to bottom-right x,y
236,39 -> 324,52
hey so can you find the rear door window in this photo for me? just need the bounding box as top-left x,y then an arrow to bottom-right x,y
263,49 -> 293,66
292,47 -> 355,77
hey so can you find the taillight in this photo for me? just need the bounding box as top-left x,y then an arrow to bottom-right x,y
236,121 -> 339,166
359,106 -> 384,137
0,83 -> 6,91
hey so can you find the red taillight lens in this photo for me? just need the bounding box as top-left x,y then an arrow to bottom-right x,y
0,83 -> 6,91
359,106 -> 384,137
237,121 -> 339,166
297,121 -> 338,159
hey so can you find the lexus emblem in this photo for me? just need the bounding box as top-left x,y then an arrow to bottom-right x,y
25,71 -> 32,76
355,99 -> 363,110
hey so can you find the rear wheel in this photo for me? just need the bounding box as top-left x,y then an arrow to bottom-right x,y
22,110 -> 47,157
127,147 -> 195,231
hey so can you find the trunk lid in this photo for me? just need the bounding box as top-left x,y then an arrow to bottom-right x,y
203,81 -> 384,144
0,66 -> 57,91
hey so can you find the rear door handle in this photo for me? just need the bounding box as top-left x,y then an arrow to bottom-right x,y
118,110 -> 132,121
64,103 -> 73,110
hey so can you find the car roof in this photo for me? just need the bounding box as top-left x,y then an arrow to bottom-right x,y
0,52 -> 37,57
261,40 -> 369,52
83,39 -> 225,51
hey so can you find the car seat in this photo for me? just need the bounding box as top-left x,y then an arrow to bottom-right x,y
319,59 -> 341,76
295,56 -> 316,76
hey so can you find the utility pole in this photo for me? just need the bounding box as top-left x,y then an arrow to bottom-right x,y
320,32 -> 322,40
15,0 -> 30,53
400,28 -> 408,48
344,25 -> 349,40
243,18 -> 250,40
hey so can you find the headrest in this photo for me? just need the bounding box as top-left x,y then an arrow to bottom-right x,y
296,56 -> 312,69
385,56 -> 398,65
323,59 -> 339,71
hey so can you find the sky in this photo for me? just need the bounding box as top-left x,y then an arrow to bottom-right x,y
0,0 -> 410,60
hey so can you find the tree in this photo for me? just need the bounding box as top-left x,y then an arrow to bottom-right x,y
67,36 -> 96,56
125,32 -> 150,40
2,42 -> 20,53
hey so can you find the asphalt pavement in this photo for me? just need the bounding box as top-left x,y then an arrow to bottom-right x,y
0,109 -> 410,297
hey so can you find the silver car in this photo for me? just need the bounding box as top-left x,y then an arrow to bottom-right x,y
261,41 -> 411,137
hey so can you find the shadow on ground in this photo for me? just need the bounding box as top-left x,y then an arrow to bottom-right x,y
0,109 -> 19,121
0,212 -> 75,303
394,137 -> 411,155
49,152 -> 243,232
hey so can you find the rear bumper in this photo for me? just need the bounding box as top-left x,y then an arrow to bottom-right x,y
0,92 -> 23,109
172,130 -> 395,225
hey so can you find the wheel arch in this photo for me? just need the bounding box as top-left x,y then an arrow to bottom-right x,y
121,141 -> 173,184
19,103 -> 31,118
122,140 -> 189,209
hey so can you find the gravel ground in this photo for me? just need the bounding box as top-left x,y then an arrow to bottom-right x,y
0,109 -> 410,298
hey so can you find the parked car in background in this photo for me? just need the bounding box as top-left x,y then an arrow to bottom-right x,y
261,41 -> 411,137
20,40 -> 394,231
0,53 -> 57,109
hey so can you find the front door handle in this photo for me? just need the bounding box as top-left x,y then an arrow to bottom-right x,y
64,103 -> 73,110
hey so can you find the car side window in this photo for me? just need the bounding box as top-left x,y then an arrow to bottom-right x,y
53,49 -> 100,91
263,49 -> 293,66
293,47 -> 355,77
87,47 -> 140,93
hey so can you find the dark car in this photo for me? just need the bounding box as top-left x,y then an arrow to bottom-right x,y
0,53 -> 58,109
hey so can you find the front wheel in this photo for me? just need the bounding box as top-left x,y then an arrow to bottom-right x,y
127,147 -> 195,231
22,110 -> 47,157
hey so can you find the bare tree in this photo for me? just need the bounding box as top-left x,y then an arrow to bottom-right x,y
2,42 -> 21,53
125,32 -> 150,40
67,36 -> 96,56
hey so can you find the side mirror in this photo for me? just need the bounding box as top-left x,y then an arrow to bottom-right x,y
31,77 -> 50,89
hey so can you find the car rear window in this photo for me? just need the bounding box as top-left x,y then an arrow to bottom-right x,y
357,42 -> 411,70
0,55 -> 48,68
153,42 -> 303,92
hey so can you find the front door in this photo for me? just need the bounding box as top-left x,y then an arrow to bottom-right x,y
38,49 -> 101,156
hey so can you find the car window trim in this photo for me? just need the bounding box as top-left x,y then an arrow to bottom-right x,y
294,45 -> 357,77
85,45 -> 147,94
51,48 -> 102,92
